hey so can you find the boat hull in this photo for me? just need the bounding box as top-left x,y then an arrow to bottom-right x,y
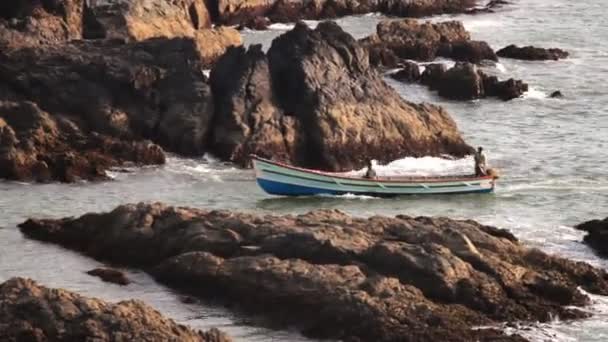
253,157 -> 495,197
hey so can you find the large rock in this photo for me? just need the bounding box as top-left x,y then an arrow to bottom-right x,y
360,19 -> 497,67
0,38 -> 214,161
210,45 -> 297,164
19,202 -> 608,341
415,62 -> 528,101
0,101 -> 165,182
497,44 -> 569,61
211,22 -> 472,170
0,277 -> 231,342
576,218 -> 608,256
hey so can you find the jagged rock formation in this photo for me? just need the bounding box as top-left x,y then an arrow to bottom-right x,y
391,62 -> 528,101
0,277 -> 232,342
210,21 -> 472,171
361,19 -> 497,67
19,202 -> 608,341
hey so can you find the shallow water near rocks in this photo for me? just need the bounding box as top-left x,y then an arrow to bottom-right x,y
2,0 -> 608,341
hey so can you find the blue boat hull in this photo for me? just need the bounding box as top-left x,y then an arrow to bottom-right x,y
257,178 -> 494,197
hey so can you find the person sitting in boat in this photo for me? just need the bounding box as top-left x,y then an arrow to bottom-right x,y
474,146 -> 487,176
364,159 -> 377,179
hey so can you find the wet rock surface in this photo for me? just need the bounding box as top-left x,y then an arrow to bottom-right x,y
19,202 -> 608,341
210,21 -> 472,171
497,44 -> 569,61
361,19 -> 497,68
0,277 -> 232,342
86,267 -> 132,285
576,218 -> 608,256
392,62 -> 529,101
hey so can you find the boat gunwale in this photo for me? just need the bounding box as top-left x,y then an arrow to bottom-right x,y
251,155 -> 495,184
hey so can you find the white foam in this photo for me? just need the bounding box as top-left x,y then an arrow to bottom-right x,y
523,87 -> 548,99
495,62 -> 507,73
345,156 -> 475,177
268,23 -> 295,31
462,19 -> 499,32
202,69 -> 211,77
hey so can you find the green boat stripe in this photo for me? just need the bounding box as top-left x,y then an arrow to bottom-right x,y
260,168 -> 479,190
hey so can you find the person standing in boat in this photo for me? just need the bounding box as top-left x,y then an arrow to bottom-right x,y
364,159 -> 377,179
474,147 -> 487,176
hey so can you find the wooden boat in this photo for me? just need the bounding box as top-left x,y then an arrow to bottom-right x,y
251,155 -> 497,197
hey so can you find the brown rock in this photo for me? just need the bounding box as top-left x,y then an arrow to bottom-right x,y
86,267 -> 131,285
0,37 -> 213,173
0,101 -> 165,182
0,0 -> 84,50
361,19 -> 496,67
0,277 -> 231,342
83,0 -> 212,40
576,218 -> 608,256
416,62 -> 528,101
19,202 -> 608,341
497,44 -> 569,61
194,26 -> 243,68
211,21 -> 472,170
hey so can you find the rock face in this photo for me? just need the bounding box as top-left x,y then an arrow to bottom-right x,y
210,21 -> 472,171
0,277 -> 232,342
0,37 -> 215,181
86,267 -> 132,285
361,19 -> 497,67
0,101 -> 165,182
412,62 -> 528,101
576,218 -> 608,256
497,44 -> 569,61
83,0 -> 241,67
19,202 -> 608,341
217,0 -> 477,27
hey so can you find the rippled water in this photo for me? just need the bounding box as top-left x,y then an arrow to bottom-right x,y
1,0 -> 608,340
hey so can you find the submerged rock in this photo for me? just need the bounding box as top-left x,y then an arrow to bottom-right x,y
19,202 -> 608,341
497,44 -> 569,61
361,19 -> 497,68
210,21 -> 472,171
0,277 -> 232,342
576,218 -> 608,256
86,267 -> 131,285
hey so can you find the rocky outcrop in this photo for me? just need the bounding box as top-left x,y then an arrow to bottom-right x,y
497,44 -> 569,61
576,218 -> 608,256
83,0 -> 212,40
361,19 -> 497,68
83,0 -> 241,67
0,37 -> 216,182
19,202 -> 608,341
210,21 -> 472,170
86,267 -> 131,285
218,0 -> 477,27
0,101 -> 164,182
392,62 -> 528,101
0,277 -> 231,342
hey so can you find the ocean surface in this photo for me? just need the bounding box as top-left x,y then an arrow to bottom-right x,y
1,0 -> 607,340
